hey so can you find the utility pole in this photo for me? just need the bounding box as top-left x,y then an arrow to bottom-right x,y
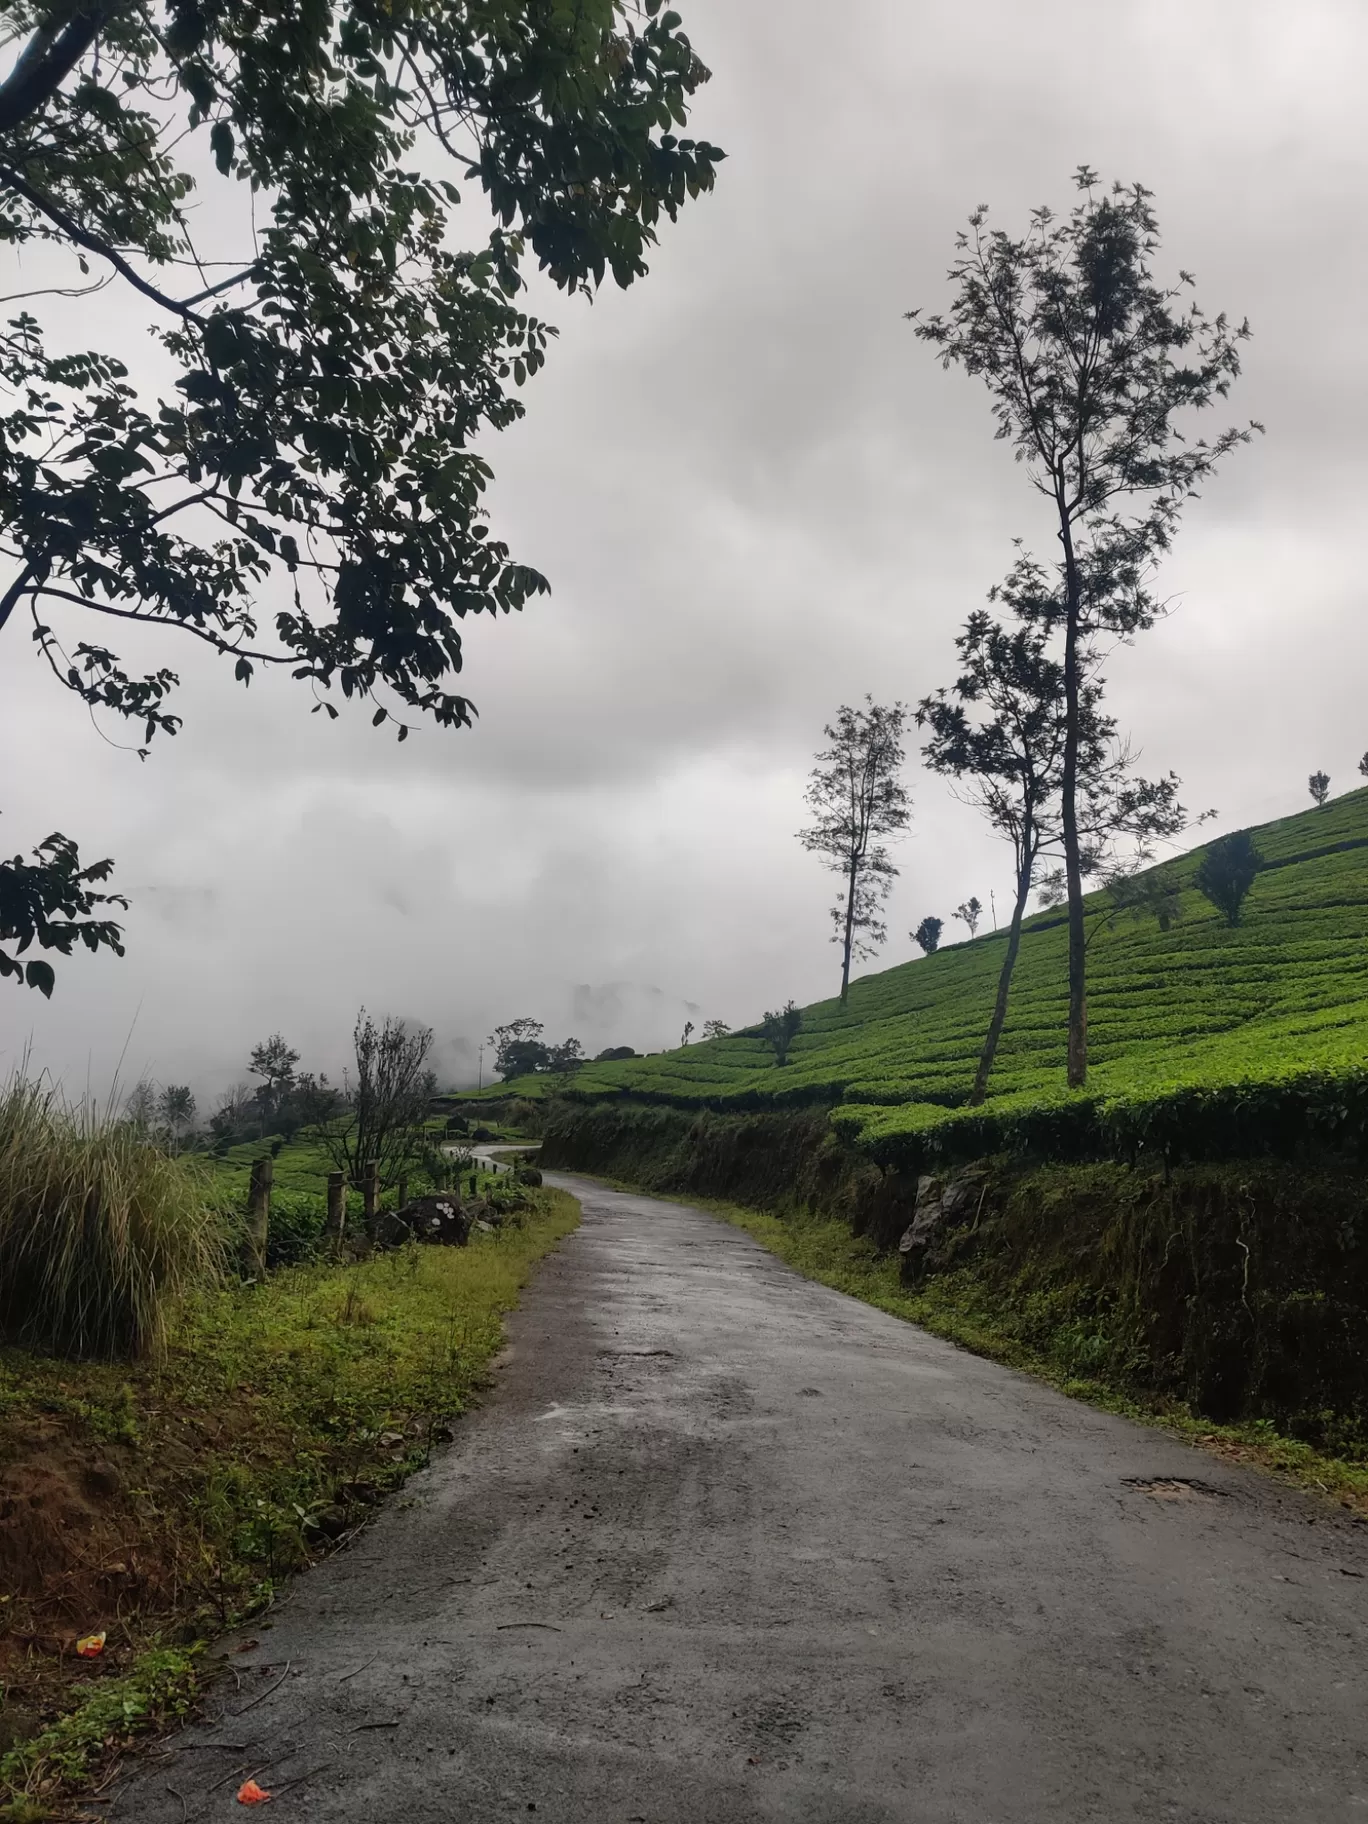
477,1043 -> 484,1090
990,889 -> 997,931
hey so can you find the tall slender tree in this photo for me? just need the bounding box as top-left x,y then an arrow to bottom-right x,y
799,698 -> 910,1004
911,171 -> 1257,1085
920,587 -> 1189,1104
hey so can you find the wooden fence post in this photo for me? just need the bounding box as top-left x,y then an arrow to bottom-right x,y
395,1174 -> 408,1214
327,1170 -> 347,1256
247,1155 -> 273,1279
362,1160 -> 379,1239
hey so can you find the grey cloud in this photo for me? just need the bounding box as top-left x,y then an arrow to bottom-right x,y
5,0 -> 1366,1099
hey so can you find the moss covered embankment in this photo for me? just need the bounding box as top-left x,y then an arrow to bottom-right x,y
540,1101 -> 1368,1455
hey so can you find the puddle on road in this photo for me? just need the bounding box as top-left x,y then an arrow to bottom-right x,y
1124,1476 -> 1232,1502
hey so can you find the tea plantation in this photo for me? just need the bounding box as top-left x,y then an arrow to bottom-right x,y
494,790 -> 1368,1166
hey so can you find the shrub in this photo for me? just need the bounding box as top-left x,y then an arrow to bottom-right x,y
1193,830 -> 1262,927
912,916 -> 943,955
0,1076 -> 226,1358
266,1191 -> 329,1268
760,1001 -> 803,1067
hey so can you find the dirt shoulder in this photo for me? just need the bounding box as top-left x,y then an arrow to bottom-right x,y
0,1187 -> 578,1818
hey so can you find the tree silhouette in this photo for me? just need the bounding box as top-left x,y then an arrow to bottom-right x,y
0,2 -> 723,989
799,699 -> 910,1004
759,1001 -> 803,1066
911,171 -> 1257,1087
920,599 -> 1190,1105
955,897 -> 984,938
912,917 -> 943,956
1194,831 -> 1262,927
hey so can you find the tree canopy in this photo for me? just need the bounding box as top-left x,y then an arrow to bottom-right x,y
0,0 -> 723,987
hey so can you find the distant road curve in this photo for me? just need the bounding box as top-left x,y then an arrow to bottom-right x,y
114,1171 -> 1368,1821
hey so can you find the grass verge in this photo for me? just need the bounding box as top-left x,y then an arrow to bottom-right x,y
0,1186 -> 579,1819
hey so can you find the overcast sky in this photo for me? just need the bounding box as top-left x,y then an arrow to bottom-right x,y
4,0 -> 1366,1102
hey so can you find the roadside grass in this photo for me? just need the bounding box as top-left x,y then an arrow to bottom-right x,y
196,1124 -> 485,1268
0,1187 -> 579,1819
585,1173 -> 1368,1521
200,1116 -> 456,1205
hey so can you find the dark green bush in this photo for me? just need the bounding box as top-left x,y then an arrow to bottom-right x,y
266,1191 -> 329,1267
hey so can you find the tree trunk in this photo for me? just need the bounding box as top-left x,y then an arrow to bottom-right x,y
327,1170 -> 346,1256
968,846 -> 1034,1107
1058,515 -> 1088,1089
246,1155 -> 273,1279
839,854 -> 858,1005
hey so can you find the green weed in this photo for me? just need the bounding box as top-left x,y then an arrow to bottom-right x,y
0,1075 -> 227,1358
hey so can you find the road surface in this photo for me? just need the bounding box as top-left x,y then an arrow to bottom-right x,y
114,1172 -> 1368,1821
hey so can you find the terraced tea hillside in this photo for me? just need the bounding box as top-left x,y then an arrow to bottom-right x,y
499,790 -> 1368,1154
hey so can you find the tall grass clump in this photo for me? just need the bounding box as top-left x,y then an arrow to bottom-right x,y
0,1075 -> 226,1358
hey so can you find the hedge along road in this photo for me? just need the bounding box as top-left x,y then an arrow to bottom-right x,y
113,1173 -> 1368,1822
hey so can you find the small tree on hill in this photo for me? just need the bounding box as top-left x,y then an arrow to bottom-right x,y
799,698 -> 911,1004
760,1001 -> 802,1066
912,917 -> 943,955
702,1019 -> 731,1040
920,597 -> 1192,1105
679,1021 -> 695,1046
911,171 -> 1257,1089
489,1018 -> 549,1081
248,1035 -> 300,1133
157,1084 -> 196,1151
293,1072 -> 341,1134
124,1080 -> 157,1133
545,1038 -> 586,1077
1309,771 -> 1331,808
1104,868 -> 1183,934
1359,754 -> 1368,780
1194,831 -> 1262,927
209,1081 -> 253,1147
323,1010 -> 435,1192
955,897 -> 984,938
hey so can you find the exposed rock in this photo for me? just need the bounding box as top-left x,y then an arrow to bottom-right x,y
0,1705 -> 39,1754
373,1194 -> 472,1250
81,1462 -> 121,1500
898,1168 -> 988,1285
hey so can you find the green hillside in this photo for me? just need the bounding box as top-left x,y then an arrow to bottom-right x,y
496,790 -> 1368,1159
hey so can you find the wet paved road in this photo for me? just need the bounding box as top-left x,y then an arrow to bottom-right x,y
115,1174 -> 1368,1821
